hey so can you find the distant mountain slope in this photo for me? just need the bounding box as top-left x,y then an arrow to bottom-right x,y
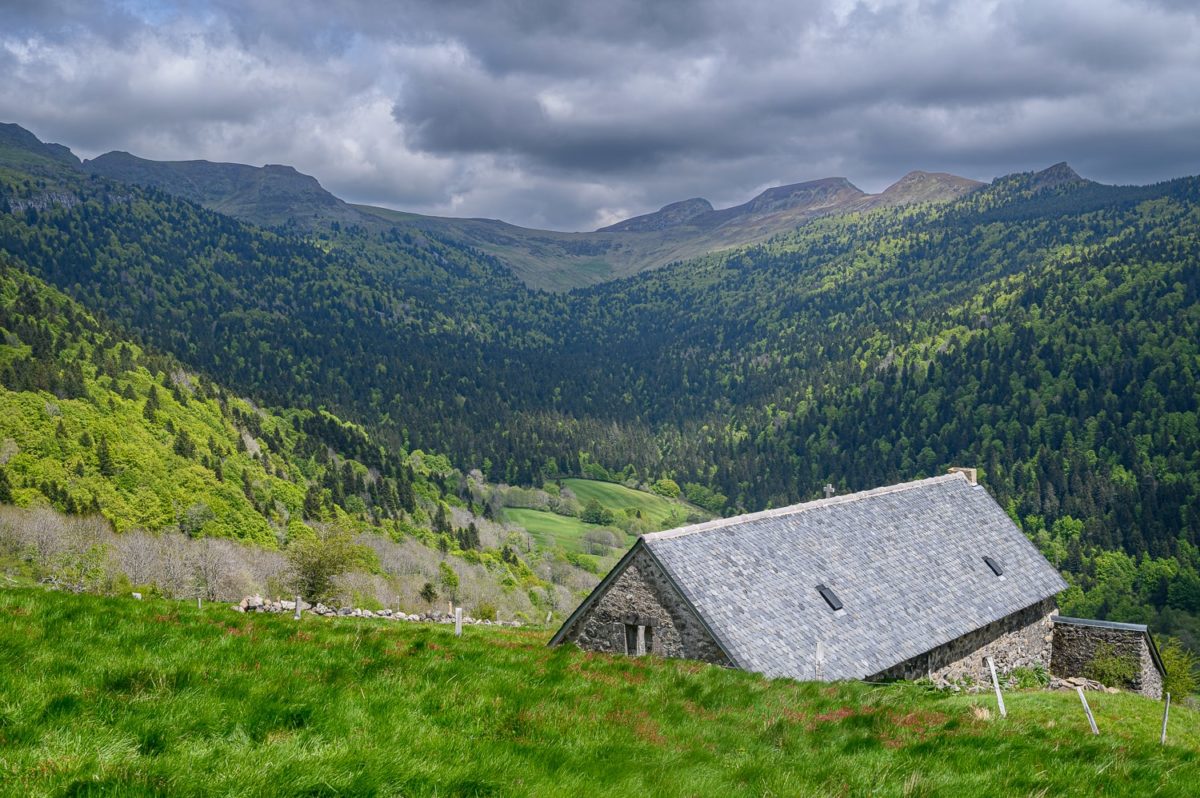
2,122 -> 983,290
598,197 -> 714,232
6,123 -> 1197,560
0,123 -> 81,175
85,150 -> 368,228
354,171 -> 983,290
352,172 -> 982,290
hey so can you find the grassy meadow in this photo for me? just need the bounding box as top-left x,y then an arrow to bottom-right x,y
2,587 -> 1198,797
501,479 -> 706,556
560,478 -> 703,528
499,506 -> 626,553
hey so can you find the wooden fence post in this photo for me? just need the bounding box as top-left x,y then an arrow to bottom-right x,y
986,657 -> 1007,718
1161,692 -> 1171,745
455,607 -> 463,636
1077,687 -> 1099,735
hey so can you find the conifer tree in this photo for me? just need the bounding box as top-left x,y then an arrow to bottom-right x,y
96,435 -> 115,477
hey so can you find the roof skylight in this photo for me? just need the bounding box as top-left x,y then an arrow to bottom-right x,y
816,584 -> 843,611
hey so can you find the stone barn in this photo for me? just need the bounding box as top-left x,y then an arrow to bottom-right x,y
551,471 -> 1071,686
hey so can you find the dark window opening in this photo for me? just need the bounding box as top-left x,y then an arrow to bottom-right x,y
983,556 -> 1004,576
816,584 -> 843,611
624,623 -> 652,655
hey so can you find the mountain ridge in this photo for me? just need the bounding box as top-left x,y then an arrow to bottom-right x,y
0,122 -> 1085,292
84,149 -> 366,228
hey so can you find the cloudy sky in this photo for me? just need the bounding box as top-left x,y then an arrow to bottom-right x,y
2,0 -> 1198,230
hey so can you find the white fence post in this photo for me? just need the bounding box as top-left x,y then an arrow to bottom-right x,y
294,595 -> 302,620
1161,692 -> 1171,745
1077,687 -> 1099,735
986,657 -> 1006,718
455,607 -> 463,636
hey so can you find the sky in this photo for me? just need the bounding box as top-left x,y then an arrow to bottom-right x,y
2,0 -> 1198,231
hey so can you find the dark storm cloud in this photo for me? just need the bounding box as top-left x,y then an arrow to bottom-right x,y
1,0 -> 1198,230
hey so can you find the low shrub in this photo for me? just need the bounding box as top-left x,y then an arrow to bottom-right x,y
1006,665 -> 1050,690
1160,638 -> 1198,697
1084,642 -> 1138,688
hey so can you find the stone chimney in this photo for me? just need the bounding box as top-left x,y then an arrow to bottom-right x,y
948,466 -> 978,486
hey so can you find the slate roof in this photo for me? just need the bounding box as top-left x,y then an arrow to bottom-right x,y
637,472 -> 1067,680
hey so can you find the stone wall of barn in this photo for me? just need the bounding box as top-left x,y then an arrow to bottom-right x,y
558,546 -> 731,666
870,597 -> 1058,687
1050,620 -> 1163,699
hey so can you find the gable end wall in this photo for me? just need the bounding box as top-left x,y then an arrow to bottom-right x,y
559,546 -> 730,666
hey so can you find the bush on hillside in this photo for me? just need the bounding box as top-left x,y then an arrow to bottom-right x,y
650,478 -> 681,498
1161,638 -> 1199,697
581,498 -> 614,525
582,528 -> 619,555
1084,642 -> 1139,688
286,526 -> 369,603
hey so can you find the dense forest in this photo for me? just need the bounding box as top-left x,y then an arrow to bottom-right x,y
0,248 -> 595,620
2,130 -> 1200,647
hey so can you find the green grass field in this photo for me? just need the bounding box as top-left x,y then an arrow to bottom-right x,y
560,478 -> 704,528
2,587 -> 1198,797
499,507 -> 631,553
503,480 -> 706,555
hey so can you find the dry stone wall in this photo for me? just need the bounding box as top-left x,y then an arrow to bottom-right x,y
559,546 -> 730,666
872,598 -> 1057,687
1050,620 -> 1163,699
231,595 -> 521,626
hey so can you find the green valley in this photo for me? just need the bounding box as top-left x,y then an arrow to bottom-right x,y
3,122 -> 1200,663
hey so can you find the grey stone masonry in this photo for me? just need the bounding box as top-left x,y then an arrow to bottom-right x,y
557,545 -> 731,666
1051,617 -> 1165,699
871,598 -> 1057,686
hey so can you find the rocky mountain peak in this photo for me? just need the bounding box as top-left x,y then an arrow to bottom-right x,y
598,197 -> 714,232
0,122 -> 82,169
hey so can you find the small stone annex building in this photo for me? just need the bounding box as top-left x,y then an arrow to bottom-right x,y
551,471 -> 1164,696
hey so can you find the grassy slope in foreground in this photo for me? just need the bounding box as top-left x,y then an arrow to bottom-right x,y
2,588 -> 1197,797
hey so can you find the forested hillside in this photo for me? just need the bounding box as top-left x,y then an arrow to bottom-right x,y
2,127 -> 1200,646
0,203 -> 609,618
0,256 -> 444,541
